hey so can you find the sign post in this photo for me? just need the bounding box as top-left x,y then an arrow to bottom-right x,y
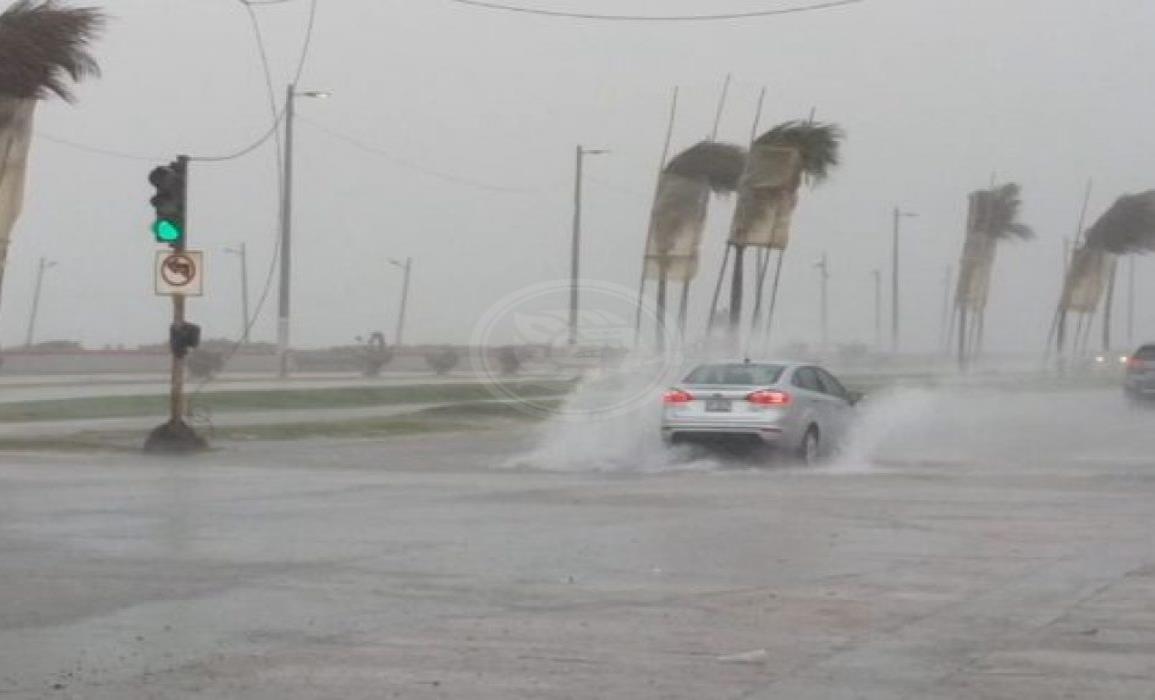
144,155 -> 208,453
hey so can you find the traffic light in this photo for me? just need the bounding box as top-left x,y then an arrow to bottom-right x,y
149,157 -> 188,247
169,321 -> 201,358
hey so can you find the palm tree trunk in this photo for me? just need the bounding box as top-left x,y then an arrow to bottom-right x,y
729,244 -> 746,349
1102,257 -> 1118,353
957,306 -> 968,371
0,99 -> 36,326
655,264 -> 668,352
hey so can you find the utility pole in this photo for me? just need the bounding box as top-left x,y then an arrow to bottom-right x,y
389,257 -> 412,346
891,206 -> 917,354
276,84 -> 329,378
225,243 -> 250,344
23,257 -> 55,348
568,145 -> 607,346
872,268 -> 882,351
815,253 -> 829,351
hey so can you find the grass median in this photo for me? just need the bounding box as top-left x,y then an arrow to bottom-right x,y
0,380 -> 574,423
0,400 -> 562,452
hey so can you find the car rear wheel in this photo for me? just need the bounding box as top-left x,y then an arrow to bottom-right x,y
797,427 -> 820,466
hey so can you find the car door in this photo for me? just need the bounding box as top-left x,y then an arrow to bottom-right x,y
814,368 -> 854,444
789,367 -> 827,441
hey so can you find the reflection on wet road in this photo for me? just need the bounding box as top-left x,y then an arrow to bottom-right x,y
1,387 -> 1153,699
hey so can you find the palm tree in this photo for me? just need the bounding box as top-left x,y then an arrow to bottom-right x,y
954,183 -> 1033,364
726,120 -> 843,344
0,1 -> 103,316
644,140 -> 745,345
1055,191 -> 1155,356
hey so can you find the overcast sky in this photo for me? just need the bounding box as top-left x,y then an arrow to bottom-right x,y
7,0 -> 1155,352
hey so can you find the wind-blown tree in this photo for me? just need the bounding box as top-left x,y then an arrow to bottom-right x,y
642,140 -> 745,343
727,120 -> 842,342
1056,191 -> 1155,356
0,1 -> 103,315
953,183 -> 1033,364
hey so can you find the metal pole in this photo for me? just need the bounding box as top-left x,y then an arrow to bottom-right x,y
170,293 -> 186,423
705,244 -> 732,335
396,257 -> 412,347
891,206 -> 900,354
24,257 -> 49,348
569,145 -> 583,346
872,269 -> 881,350
818,253 -> 829,351
633,87 -> 680,347
277,83 -> 296,377
239,243 -> 250,344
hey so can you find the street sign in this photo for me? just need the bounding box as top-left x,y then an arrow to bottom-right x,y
155,250 -> 204,296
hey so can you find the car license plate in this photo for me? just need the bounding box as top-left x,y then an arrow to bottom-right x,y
705,399 -> 731,412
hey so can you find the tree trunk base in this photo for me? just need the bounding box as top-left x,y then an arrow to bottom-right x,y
144,419 -> 208,454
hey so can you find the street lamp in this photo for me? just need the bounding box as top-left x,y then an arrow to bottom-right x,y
891,206 -> 918,354
814,253 -> 829,352
224,244 -> 250,344
388,257 -> 413,347
569,145 -> 608,346
277,84 -> 330,378
24,257 -> 57,348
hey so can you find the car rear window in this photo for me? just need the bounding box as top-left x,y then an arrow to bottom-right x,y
1134,346 -> 1155,360
684,363 -> 785,386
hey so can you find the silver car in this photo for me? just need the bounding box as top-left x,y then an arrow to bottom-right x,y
660,360 -> 860,463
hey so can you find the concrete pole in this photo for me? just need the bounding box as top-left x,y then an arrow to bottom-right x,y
277,83 -> 296,377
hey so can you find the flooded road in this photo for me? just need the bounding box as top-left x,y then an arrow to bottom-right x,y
1,386 -> 1153,698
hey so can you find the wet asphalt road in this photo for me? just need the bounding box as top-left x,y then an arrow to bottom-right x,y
1,387 -> 1154,699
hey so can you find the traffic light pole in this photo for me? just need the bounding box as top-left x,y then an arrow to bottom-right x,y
145,155 -> 207,453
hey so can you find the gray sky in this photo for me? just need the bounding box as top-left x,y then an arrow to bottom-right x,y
7,0 -> 1155,351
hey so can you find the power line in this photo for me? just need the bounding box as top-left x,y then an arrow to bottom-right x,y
438,0 -> 864,22
291,0 -> 319,84
35,132 -> 164,161
192,0 -> 318,163
300,116 -> 543,194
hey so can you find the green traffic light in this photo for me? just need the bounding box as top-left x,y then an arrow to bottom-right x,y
153,219 -> 183,243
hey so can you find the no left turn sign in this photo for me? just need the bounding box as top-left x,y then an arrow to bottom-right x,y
155,250 -> 204,296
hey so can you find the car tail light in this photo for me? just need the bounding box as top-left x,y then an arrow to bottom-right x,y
1127,357 -> 1146,371
663,389 -> 694,405
747,390 -> 791,406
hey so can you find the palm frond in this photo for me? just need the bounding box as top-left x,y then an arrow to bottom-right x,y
973,182 -> 1034,240
0,0 -> 105,101
664,141 -> 747,194
753,120 -> 843,183
1085,191 -> 1155,254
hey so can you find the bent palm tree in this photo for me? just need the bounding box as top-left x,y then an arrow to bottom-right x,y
1056,191 -> 1155,355
642,140 -> 745,343
954,183 -> 1033,363
0,0 -> 103,318
727,121 -> 843,343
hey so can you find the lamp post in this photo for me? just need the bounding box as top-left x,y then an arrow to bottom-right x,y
388,257 -> 412,347
276,84 -> 330,378
569,145 -> 608,346
891,206 -> 918,353
24,257 -> 56,348
815,253 -> 829,351
224,244 -> 250,344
